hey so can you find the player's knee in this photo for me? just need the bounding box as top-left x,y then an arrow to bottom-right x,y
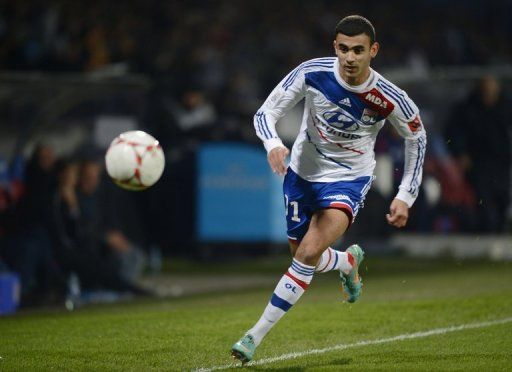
294,243 -> 323,266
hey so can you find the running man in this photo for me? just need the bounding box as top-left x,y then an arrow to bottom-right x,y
232,15 -> 427,364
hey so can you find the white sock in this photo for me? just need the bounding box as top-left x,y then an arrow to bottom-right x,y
247,258 -> 314,346
315,247 -> 354,275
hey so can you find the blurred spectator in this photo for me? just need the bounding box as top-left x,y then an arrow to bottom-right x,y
16,143 -> 56,230
49,158 -> 148,294
424,132 -> 476,232
3,144 -> 58,304
445,76 -> 512,233
77,159 -> 147,284
0,156 -> 16,239
76,160 -> 103,250
0,157 -> 14,274
171,89 -> 218,145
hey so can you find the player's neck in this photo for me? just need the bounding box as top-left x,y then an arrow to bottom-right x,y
341,67 -> 371,87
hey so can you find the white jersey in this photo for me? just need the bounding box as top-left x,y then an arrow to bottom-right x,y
254,57 -> 427,207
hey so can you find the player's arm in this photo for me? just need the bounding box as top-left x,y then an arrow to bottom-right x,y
386,94 -> 427,228
254,64 -> 307,175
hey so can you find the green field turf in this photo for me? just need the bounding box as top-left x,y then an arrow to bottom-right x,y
1,257 -> 511,371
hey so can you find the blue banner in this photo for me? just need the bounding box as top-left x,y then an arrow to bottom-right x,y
197,143 -> 286,242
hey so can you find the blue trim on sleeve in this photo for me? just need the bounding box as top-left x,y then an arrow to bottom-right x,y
408,137 -> 426,195
376,81 -> 414,119
256,112 -> 272,139
282,59 -> 335,91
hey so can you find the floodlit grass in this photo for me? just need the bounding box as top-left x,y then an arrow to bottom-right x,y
0,257 -> 511,371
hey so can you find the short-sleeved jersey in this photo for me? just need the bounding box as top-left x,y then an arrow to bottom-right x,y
254,57 -> 427,207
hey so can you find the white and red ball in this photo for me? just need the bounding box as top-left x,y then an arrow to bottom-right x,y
105,131 -> 165,191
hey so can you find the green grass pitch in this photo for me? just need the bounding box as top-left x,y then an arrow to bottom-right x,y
1,257 -> 511,371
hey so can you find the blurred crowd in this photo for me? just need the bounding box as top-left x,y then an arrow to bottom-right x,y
0,146 -> 155,306
1,0 -> 511,117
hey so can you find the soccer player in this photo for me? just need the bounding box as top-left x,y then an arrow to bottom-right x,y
231,15 -> 426,363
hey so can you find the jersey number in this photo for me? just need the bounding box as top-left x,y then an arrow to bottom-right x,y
284,194 -> 300,222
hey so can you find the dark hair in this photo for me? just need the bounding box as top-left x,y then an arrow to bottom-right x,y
335,15 -> 376,44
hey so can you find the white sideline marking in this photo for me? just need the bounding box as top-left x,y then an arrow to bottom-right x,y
195,317 -> 512,371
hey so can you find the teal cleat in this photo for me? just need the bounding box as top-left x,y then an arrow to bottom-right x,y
341,244 -> 365,303
231,334 -> 256,365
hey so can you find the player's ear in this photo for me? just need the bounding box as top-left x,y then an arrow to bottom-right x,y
333,39 -> 337,54
370,42 -> 379,58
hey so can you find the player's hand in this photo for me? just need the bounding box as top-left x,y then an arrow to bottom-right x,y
268,146 -> 290,176
386,198 -> 409,228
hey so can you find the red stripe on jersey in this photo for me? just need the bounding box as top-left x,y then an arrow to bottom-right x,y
315,126 -> 365,155
357,88 -> 394,117
285,271 -> 309,290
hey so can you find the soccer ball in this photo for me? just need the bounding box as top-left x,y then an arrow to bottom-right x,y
105,130 -> 165,191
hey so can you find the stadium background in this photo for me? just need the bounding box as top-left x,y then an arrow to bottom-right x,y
0,0 -> 511,309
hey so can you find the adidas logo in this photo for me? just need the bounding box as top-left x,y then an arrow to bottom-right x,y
339,97 -> 351,107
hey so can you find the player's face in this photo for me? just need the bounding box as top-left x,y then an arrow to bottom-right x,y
333,33 -> 379,85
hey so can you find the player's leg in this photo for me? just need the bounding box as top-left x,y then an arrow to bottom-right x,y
290,234 -> 355,275
297,209 -> 364,303
248,209 -> 349,342
315,246 -> 355,274
312,210 -> 358,277
232,208 -> 349,363
288,240 -> 298,255
232,170 -> 314,363
310,176 -> 370,301
291,224 -> 363,303
231,171 -> 364,362
231,253 -> 316,364
290,175 -> 371,276
231,249 -> 316,363
294,208 -> 349,265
